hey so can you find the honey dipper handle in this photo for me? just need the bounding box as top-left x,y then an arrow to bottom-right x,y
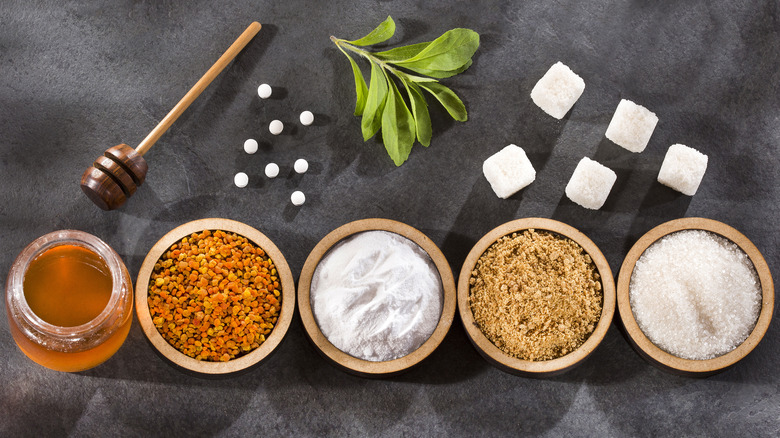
135,21 -> 262,156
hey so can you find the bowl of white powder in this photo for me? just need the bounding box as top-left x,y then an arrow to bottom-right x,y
297,218 -> 456,377
617,217 -> 774,376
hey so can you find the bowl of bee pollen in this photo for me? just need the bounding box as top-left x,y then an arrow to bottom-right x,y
135,218 -> 295,376
458,218 -> 615,377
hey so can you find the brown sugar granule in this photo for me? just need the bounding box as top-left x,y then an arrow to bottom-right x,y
469,229 -> 602,361
148,229 -> 281,362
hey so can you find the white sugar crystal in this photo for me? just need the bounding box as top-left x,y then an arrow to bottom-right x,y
530,62 -> 586,119
565,157 -> 616,210
294,158 -> 308,174
257,83 -> 272,99
269,120 -> 284,135
657,144 -> 708,196
299,110 -> 314,126
243,138 -> 258,154
291,190 -> 305,206
630,230 -> 761,360
482,144 -> 536,199
264,163 -> 279,178
605,99 -> 658,153
233,172 -> 248,188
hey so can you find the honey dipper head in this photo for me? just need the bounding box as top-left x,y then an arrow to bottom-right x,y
80,144 -> 148,210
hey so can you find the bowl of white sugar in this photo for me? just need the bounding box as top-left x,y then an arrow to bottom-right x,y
297,218 -> 456,377
617,218 -> 774,376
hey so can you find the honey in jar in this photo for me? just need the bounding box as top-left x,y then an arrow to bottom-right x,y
5,230 -> 133,372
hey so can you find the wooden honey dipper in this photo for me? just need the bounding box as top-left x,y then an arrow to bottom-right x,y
81,22 -> 262,210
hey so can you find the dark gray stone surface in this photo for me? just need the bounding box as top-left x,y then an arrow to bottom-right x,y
1,0 -> 778,436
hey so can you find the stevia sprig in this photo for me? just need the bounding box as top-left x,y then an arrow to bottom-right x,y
331,16 -> 479,166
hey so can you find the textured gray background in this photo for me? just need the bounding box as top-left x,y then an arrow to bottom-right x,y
1,0 -> 778,436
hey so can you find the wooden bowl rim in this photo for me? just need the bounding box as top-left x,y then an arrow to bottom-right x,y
297,218 -> 456,377
616,217 -> 774,376
135,218 -> 295,375
457,218 -> 616,377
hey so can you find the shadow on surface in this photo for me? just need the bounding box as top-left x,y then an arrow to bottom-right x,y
441,180 -> 522,273
155,23 -> 277,149
394,18 -> 431,44
399,314 -> 489,385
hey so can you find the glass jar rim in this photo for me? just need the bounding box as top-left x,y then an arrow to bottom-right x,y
6,230 -> 127,338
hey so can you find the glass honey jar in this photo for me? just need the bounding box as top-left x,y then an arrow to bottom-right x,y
5,230 -> 133,372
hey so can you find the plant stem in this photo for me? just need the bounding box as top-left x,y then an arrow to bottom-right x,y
331,36 -> 400,75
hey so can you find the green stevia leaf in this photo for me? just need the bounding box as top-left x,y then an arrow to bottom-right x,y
418,81 -> 467,122
347,16 -> 396,46
405,82 -> 432,147
361,61 -> 388,141
394,28 -> 479,72
405,59 -> 473,79
382,77 -> 416,166
332,17 -> 479,165
373,41 -> 431,61
337,47 -> 368,116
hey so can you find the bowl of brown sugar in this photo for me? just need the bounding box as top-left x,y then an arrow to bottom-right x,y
458,218 -> 615,376
136,218 -> 295,376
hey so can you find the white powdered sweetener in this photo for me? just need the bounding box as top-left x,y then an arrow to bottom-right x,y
630,230 -> 761,360
310,230 -> 443,362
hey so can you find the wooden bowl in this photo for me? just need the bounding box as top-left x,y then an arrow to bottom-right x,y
297,218 -> 456,378
617,217 -> 774,376
135,218 -> 295,376
457,218 -> 616,377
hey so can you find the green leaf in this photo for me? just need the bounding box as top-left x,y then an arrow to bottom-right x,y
381,77 -> 416,166
373,41 -> 431,61
332,18 -> 479,165
337,47 -> 369,116
405,82 -> 432,147
395,29 -> 479,72
404,59 -> 473,79
361,61 -> 388,140
346,16 -> 396,46
418,82 -> 467,122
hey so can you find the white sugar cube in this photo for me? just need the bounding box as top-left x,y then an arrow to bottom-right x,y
605,99 -> 658,153
657,144 -> 708,196
482,144 -> 536,199
565,157 -> 617,210
530,62 -> 586,119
